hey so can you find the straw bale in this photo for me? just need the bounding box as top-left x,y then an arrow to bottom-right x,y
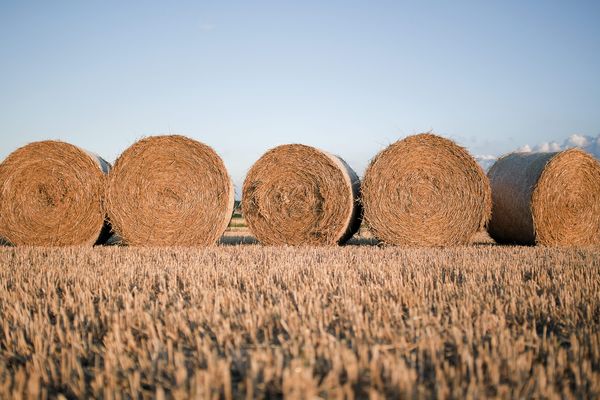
362,133 -> 491,246
487,149 -> 600,245
242,144 -> 361,245
106,135 -> 234,246
0,141 -> 110,246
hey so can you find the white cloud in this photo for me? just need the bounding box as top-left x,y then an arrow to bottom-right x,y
539,141 -> 562,152
515,144 -> 532,153
474,133 -> 600,172
518,133 -> 600,158
565,134 -> 589,148
475,154 -> 497,172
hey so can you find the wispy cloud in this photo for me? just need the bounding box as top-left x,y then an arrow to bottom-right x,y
199,23 -> 216,32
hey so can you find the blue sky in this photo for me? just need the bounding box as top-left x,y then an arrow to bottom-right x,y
1,1 -> 599,191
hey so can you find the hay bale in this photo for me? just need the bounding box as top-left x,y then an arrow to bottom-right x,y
362,133 -> 491,246
0,141 -> 110,246
487,149 -> 600,246
242,144 -> 361,245
106,135 -> 234,246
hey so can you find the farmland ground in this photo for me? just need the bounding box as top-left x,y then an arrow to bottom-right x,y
0,233 -> 599,399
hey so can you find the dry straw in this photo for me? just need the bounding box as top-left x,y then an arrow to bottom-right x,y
487,149 -> 600,246
0,141 -> 110,246
362,133 -> 491,246
106,135 -> 234,246
242,144 -> 361,245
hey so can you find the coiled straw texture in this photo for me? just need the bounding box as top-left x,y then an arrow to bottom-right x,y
242,144 -> 361,245
0,141 -> 110,246
487,149 -> 600,246
362,133 -> 491,246
106,135 -> 234,246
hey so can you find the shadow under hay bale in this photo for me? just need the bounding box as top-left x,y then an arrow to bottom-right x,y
0,141 -> 110,246
106,135 -> 234,246
219,235 -> 259,246
487,149 -> 600,246
362,133 -> 491,246
242,144 -> 362,245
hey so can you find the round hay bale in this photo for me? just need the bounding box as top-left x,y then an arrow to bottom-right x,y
0,141 -> 110,246
106,135 -> 234,246
362,133 -> 491,246
487,149 -> 600,246
242,144 -> 361,245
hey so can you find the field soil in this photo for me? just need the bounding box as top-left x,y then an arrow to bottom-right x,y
0,234 -> 599,398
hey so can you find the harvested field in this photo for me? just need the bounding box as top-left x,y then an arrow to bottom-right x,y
1,241 -> 599,399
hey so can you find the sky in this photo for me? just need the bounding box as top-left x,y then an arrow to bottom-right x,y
1,1 -> 599,193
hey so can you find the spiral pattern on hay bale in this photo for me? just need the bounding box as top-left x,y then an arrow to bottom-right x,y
362,133 -> 491,246
488,149 -> 600,246
0,141 -> 110,246
242,144 -> 361,245
106,135 -> 234,246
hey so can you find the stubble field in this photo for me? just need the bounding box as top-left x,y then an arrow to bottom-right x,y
0,232 -> 599,399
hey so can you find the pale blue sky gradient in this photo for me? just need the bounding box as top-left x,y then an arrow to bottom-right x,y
1,1 -> 599,191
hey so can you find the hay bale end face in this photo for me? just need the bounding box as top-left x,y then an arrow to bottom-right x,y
242,144 -> 361,245
106,135 -> 234,246
487,149 -> 600,246
0,141 -> 110,246
362,133 -> 491,246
